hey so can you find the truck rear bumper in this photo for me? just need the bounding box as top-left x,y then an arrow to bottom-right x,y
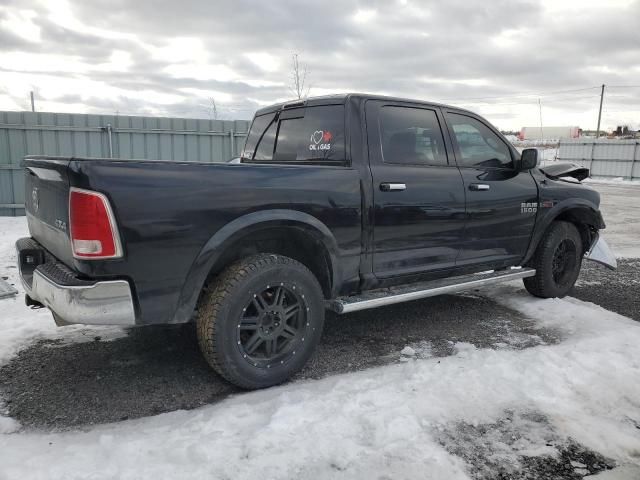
16,237 -> 136,326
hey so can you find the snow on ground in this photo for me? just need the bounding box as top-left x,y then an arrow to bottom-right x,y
0,218 -> 127,366
1,181 -> 639,479
1,284 -> 640,479
585,177 -> 640,186
592,183 -> 640,258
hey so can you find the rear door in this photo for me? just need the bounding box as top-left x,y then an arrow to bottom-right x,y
443,111 -> 538,268
366,101 -> 466,278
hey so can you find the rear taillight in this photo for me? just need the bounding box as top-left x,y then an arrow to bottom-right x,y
69,188 -> 122,259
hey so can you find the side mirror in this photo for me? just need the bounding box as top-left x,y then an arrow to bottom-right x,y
520,148 -> 538,170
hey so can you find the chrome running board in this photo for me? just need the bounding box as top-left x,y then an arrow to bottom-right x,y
327,268 -> 536,314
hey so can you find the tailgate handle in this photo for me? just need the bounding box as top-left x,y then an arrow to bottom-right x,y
469,183 -> 490,191
380,183 -> 406,192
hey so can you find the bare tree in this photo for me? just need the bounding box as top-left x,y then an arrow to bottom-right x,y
208,97 -> 218,120
290,53 -> 311,99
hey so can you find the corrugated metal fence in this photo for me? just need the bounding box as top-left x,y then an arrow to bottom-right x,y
0,110 -> 250,216
558,139 -> 640,180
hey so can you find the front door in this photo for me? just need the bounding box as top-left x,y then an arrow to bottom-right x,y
366,101 -> 466,278
443,111 -> 539,268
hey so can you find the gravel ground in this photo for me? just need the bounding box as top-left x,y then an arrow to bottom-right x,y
573,259 -> 640,321
437,410 -> 616,479
0,291 -> 561,430
1,257 -> 636,432
0,255 -> 637,434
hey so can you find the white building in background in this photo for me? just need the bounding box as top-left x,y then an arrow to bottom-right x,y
518,126 -> 581,141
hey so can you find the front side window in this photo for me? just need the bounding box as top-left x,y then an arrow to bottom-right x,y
447,113 -> 513,169
243,105 -> 345,165
379,106 -> 448,166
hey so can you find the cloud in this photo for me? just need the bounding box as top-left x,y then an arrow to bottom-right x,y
0,0 -> 638,128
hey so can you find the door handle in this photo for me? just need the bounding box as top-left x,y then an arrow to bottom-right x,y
469,183 -> 490,191
380,183 -> 406,192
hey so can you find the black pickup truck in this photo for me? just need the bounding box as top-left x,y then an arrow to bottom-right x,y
17,94 -> 616,388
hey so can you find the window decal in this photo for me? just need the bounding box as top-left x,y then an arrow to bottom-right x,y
309,130 -> 332,151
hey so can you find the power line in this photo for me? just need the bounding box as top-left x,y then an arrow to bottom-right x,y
453,94 -> 602,107
438,86 -> 600,102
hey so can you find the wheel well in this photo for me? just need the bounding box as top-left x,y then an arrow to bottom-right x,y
207,226 -> 333,298
554,210 -> 598,254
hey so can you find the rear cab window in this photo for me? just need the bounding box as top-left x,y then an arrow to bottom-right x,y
241,105 -> 345,166
378,106 -> 448,166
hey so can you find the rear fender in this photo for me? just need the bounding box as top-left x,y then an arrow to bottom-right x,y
172,210 -> 340,323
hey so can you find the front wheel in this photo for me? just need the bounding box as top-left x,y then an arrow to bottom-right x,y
524,221 -> 583,298
196,254 -> 325,389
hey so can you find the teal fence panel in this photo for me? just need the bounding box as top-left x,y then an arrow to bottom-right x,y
557,139 -> 640,180
0,111 -> 250,216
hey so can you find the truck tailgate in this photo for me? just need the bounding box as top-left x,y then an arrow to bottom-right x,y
23,157 -> 75,267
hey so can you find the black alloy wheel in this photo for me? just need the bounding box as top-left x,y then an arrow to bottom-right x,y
551,239 -> 578,288
196,254 -> 325,389
237,283 -> 308,369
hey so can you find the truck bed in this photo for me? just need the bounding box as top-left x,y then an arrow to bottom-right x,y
23,156 -> 363,325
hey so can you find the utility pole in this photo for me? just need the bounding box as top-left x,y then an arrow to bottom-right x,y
29,91 -> 35,112
596,84 -> 605,139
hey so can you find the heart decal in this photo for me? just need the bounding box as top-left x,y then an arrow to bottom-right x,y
311,130 -> 323,145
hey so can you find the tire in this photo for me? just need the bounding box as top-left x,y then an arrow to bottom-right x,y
196,253 -> 325,389
523,221 -> 583,298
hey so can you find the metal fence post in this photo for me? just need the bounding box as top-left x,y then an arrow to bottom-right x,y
589,138 -> 596,174
631,141 -> 639,181
106,123 -> 114,158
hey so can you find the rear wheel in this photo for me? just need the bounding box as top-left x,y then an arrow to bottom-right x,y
196,254 -> 325,389
524,221 -> 583,298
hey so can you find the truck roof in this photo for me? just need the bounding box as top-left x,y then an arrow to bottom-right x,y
254,93 -> 468,116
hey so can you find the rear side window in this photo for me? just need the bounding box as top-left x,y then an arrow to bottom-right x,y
242,113 -> 275,161
242,105 -> 345,165
447,113 -> 513,169
253,120 -> 277,161
379,106 -> 448,166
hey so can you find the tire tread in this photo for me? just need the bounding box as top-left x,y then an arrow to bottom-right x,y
524,221 -> 582,298
196,254 -> 321,389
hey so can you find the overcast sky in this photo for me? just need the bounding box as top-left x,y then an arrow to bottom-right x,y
1,0 -> 639,131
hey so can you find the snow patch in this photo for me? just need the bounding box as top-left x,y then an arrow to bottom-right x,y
0,415 -> 19,435
1,286 -> 640,478
0,399 -> 19,434
584,177 -> 640,186
399,341 -> 432,360
400,346 -> 416,356
0,217 -> 128,367
587,465 -> 640,479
